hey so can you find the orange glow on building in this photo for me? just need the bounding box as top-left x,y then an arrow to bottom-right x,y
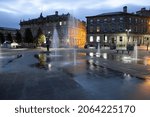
144,57 -> 150,65
68,21 -> 86,48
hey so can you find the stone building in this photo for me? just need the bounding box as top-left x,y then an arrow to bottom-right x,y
86,6 -> 150,49
20,11 -> 86,48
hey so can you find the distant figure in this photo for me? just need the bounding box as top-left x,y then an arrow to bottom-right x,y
147,42 -> 149,51
46,38 -> 50,51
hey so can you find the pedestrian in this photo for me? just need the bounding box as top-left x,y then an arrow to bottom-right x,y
147,42 -> 149,51
46,38 -> 50,51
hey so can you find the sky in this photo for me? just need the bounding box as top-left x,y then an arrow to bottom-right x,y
0,0 -> 150,29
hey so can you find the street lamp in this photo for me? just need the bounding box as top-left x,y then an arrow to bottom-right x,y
125,29 -> 131,43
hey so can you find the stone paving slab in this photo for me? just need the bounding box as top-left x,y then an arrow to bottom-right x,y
93,57 -> 150,80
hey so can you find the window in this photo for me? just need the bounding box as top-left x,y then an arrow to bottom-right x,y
129,18 -> 132,23
119,25 -> 123,31
111,28 -> 115,32
97,27 -> 100,32
141,19 -> 143,23
104,36 -> 108,42
135,26 -> 138,32
120,36 -> 122,42
90,19 -> 93,24
112,18 -> 115,21
64,21 -> 67,25
120,17 -> 123,21
104,18 -> 107,22
135,18 -> 138,23
59,21 -> 62,26
90,26 -> 94,32
97,19 -> 100,23
90,36 -> 93,42
96,36 -> 100,42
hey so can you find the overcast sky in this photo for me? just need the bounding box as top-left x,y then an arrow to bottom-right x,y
0,0 -> 150,29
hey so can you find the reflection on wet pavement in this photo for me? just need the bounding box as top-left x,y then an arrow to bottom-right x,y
88,52 -> 150,66
0,50 -> 150,99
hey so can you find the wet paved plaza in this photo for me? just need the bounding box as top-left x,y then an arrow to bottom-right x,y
0,48 -> 150,100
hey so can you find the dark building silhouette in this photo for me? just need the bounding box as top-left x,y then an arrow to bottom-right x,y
86,6 -> 150,49
0,27 -> 18,43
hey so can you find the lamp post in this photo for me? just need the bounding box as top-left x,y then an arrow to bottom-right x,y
125,29 -> 131,43
47,31 -> 51,50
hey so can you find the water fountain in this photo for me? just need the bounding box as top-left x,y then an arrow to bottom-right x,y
0,46 -> 1,58
122,41 -> 139,62
96,43 -> 101,57
73,39 -> 77,65
45,15 -> 79,67
132,41 -> 138,60
52,26 -> 59,56
68,15 -> 77,65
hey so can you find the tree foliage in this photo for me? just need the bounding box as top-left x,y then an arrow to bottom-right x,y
24,28 -> 34,43
36,27 -> 46,46
7,33 -> 13,43
38,34 -> 46,46
0,32 -> 5,44
36,28 -> 43,38
15,30 -> 22,43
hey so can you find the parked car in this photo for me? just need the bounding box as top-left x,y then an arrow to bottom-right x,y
2,41 -> 11,48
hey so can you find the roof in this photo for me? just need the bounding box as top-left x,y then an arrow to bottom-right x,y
0,27 -> 18,31
20,13 -> 70,25
86,11 -> 149,18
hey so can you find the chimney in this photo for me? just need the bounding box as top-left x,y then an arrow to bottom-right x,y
55,11 -> 58,15
123,6 -> 127,13
141,8 -> 146,11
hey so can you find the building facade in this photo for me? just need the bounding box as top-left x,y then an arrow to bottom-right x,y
86,6 -> 150,49
20,11 -> 86,48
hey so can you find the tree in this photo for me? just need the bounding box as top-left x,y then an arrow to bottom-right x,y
7,33 -> 13,43
36,27 -> 46,46
38,34 -> 46,46
36,27 -> 43,38
15,30 -> 22,43
0,32 -> 5,44
24,28 -> 34,43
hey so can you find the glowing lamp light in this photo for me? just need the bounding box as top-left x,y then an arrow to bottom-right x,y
89,52 -> 94,57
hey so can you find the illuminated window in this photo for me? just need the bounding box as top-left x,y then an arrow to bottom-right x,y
96,36 -> 100,42
97,19 -> 100,23
90,36 -> 93,42
112,18 -> 115,22
59,21 -> 62,26
104,18 -> 107,22
97,27 -> 100,32
120,17 -> 123,21
104,36 -> 108,42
